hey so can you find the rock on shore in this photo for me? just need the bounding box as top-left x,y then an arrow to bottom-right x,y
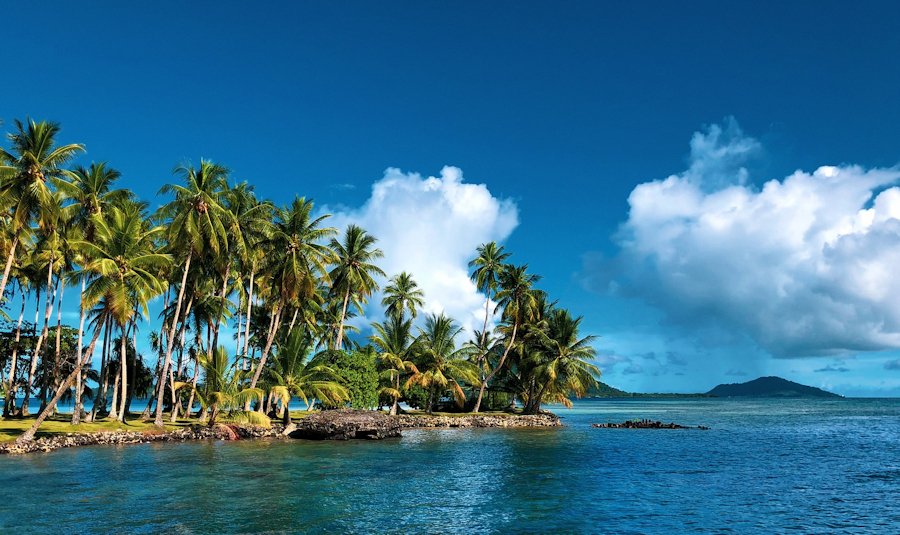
288,410 -> 402,440
0,423 -> 285,455
397,412 -> 561,429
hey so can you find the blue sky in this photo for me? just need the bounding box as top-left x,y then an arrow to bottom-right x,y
4,1 -> 900,395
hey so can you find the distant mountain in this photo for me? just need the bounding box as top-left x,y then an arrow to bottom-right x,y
586,382 -> 709,398
587,381 -> 632,397
707,376 -> 841,398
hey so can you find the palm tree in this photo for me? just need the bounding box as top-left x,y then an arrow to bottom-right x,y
247,197 -> 335,397
406,314 -> 479,414
370,315 -> 418,415
381,272 -> 425,322
469,242 -> 510,346
267,330 -> 348,424
473,264 -> 540,413
55,162 -> 128,423
0,119 -> 84,307
196,345 -> 264,426
223,183 -> 273,363
523,309 -> 600,413
79,202 -> 170,422
153,160 -> 232,426
329,224 -> 385,349
22,192 -> 67,416
468,242 -> 510,412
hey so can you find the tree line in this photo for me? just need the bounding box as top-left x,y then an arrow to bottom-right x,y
0,118 -> 600,444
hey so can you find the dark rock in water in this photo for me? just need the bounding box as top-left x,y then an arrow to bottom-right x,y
289,410 -> 402,440
592,419 -> 709,430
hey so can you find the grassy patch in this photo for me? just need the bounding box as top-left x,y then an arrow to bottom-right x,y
0,414 -> 191,443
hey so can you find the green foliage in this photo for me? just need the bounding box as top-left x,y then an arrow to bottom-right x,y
316,347 -> 379,409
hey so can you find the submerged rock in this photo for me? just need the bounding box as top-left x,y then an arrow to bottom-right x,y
592,419 -> 709,430
289,410 -> 402,440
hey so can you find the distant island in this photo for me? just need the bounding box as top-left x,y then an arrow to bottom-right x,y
706,376 -> 841,398
586,382 -> 710,398
588,376 -> 841,399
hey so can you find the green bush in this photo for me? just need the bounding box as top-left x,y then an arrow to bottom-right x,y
315,347 -> 379,409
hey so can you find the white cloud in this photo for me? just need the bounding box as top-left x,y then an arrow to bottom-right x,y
327,166 -> 518,336
610,121 -> 900,357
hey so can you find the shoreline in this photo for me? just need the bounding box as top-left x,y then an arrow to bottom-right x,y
0,412 -> 561,455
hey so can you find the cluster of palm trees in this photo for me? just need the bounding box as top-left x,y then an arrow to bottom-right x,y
0,118 -> 600,444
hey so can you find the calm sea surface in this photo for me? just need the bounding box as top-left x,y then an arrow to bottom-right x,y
1,398 -> 898,534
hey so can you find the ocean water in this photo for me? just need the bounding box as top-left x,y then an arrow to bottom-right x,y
1,398 -> 898,534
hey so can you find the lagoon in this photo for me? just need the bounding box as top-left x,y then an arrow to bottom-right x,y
2,398 -> 898,533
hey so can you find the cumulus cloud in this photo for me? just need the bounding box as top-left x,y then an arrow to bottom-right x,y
327,166 -> 518,335
601,120 -> 900,357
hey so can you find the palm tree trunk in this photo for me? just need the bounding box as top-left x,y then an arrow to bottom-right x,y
89,316 -> 112,421
3,292 -> 27,417
15,325 -> 104,444
72,276 -> 87,424
235,308 -> 243,363
155,251 -> 192,426
185,352 -> 200,419
23,260 -> 56,416
288,308 -> 299,337
473,321 -> 518,413
51,278 -> 66,408
109,359 -> 120,421
243,271 -> 255,362
335,288 -> 350,350
480,291 -> 492,346
526,380 -> 552,415
39,274 -> 62,413
390,373 -> 400,415
246,304 -> 282,410
212,263 -> 230,351
117,325 -> 128,422
0,235 -> 18,306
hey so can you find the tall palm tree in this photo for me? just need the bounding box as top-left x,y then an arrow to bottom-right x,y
223,183 -> 273,363
267,330 -> 348,424
468,242 -> 510,412
79,202 -> 170,422
153,160 -> 231,426
523,309 -> 600,413
247,197 -> 335,397
469,242 -> 510,346
329,224 -> 385,350
0,119 -> 84,307
22,192 -> 67,416
370,315 -> 417,415
54,162 -> 128,423
473,264 -> 540,412
381,272 -> 425,322
406,314 -> 479,414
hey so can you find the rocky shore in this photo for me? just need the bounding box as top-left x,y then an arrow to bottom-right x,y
1,411 -> 562,454
0,423 -> 287,455
397,412 -> 561,429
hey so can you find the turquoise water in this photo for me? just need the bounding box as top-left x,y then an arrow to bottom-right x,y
1,398 -> 899,533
